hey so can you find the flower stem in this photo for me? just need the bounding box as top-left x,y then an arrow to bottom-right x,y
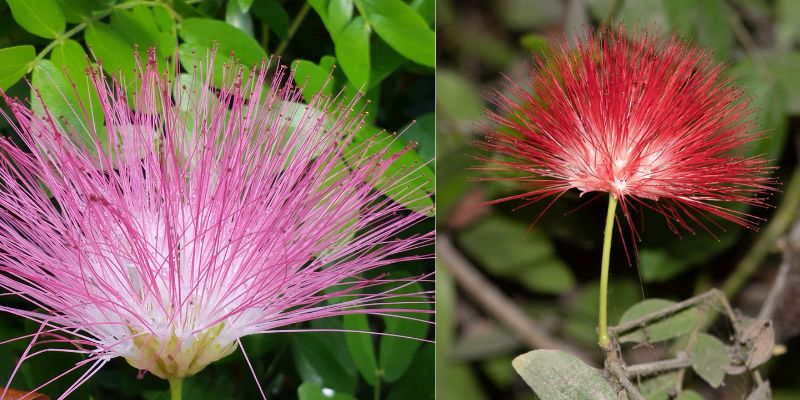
598,195 -> 618,350
169,378 -> 183,400
373,374 -> 381,400
275,2 -> 311,57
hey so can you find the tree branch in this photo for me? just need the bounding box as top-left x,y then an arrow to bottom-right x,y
437,234 -> 591,361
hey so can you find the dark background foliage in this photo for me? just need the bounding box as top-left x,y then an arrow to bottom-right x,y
0,0 -> 434,399
437,0 -> 800,399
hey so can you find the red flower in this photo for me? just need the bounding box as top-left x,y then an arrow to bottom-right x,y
479,27 -> 774,234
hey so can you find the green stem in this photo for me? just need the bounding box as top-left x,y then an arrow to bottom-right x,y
598,195 -> 618,349
275,2 -> 311,57
169,378 -> 183,400
373,375 -> 381,400
27,0 -> 180,70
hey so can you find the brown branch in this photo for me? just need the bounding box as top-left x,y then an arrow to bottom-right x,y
609,362 -> 646,400
437,234 -> 591,361
758,219 -> 800,320
625,356 -> 693,379
611,289 -> 737,336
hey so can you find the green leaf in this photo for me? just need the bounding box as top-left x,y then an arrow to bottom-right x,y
178,18 -> 266,87
664,0 -> 695,33
385,344 -> 434,400
343,314 -> 378,385
690,333 -> 731,388
617,299 -> 700,344
731,60 -> 787,163
369,37 -> 405,88
237,0 -> 255,12
763,52 -> 800,114
458,215 -> 575,294
308,0 -> 329,24
327,0 -> 354,39
7,0 -> 65,39
678,390 -> 705,400
512,350 -> 616,400
334,16 -> 371,88
775,390 -> 800,400
401,113 -> 434,162
562,279 -> 641,347
173,0 -> 204,18
111,6 -> 176,60
636,372 -> 679,400
50,39 -> 104,132
693,0 -> 733,61
378,279 -> 431,382
410,0 -> 434,24
776,0 -> 800,49
354,0 -> 435,67
348,125 -> 434,216
291,58 -> 336,100
519,33 -> 551,56
0,45 -> 35,90
639,249 -> 692,283
293,333 -> 358,394
298,382 -> 358,400
252,0 -> 290,39
436,70 -> 484,123
639,222 -> 743,283
85,22 -> 137,84
225,0 -> 254,37
32,60 -> 96,143
616,0 -> 668,33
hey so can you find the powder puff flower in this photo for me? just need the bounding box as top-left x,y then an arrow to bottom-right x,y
479,26 -> 773,233
0,50 -> 432,398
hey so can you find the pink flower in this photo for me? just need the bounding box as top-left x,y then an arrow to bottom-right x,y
0,50 -> 432,397
479,27 -> 773,233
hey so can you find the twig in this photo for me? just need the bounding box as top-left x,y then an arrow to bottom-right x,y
675,305 -> 708,393
626,356 -> 692,379
721,167 -> 800,299
729,8 -> 769,76
275,2 -> 311,57
611,289 -> 737,336
758,219 -> 800,320
609,362 -> 645,400
437,235 -> 591,361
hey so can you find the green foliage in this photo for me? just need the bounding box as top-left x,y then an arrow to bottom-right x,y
0,1 -> 433,399
334,16 -> 371,88
7,0 -> 65,39
343,314 -> 379,385
84,22 -> 137,82
617,299 -> 700,344
252,0 -> 289,39
436,69 -> 484,123
690,333 -> 731,388
512,349 -> 616,400
459,215 -> 575,294
354,0 -> 435,67
178,17 -> 266,87
0,45 -> 35,89
378,279 -> 431,382
298,382 -> 358,400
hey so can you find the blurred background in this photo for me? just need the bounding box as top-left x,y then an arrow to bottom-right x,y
0,0 -> 434,399
436,0 -> 800,399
